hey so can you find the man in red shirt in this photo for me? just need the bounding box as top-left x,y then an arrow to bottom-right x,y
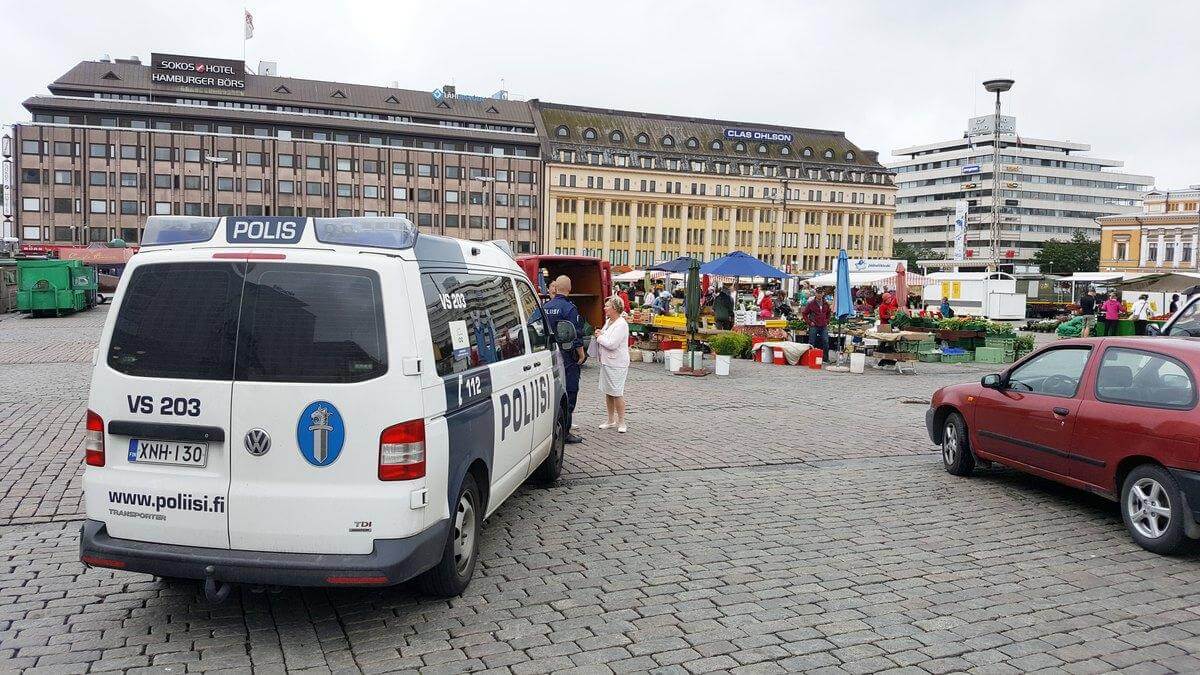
802,290 -> 832,358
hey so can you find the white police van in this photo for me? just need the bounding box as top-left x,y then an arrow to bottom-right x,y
80,215 -> 574,600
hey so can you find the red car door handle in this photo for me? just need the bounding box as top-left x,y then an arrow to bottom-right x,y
1052,407 -> 1070,416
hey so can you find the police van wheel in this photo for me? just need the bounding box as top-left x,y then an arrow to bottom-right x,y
417,474 -> 481,597
533,409 -> 566,485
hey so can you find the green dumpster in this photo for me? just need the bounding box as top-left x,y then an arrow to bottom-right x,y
16,259 -> 98,316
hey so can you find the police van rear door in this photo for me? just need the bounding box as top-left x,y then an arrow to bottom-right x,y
88,249 -> 243,549
226,252 -> 418,555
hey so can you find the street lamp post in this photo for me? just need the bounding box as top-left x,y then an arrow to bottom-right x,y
983,78 -> 1014,265
764,178 -> 790,269
205,154 -> 230,219
473,174 -> 496,243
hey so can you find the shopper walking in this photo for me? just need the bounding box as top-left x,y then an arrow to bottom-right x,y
1101,292 -> 1122,337
543,275 -> 585,443
802,290 -> 832,359
594,296 -> 630,433
1131,294 -> 1152,336
1079,288 -> 1098,337
1170,293 -> 1181,314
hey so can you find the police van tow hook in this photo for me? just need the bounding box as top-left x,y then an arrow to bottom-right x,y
203,566 -> 233,604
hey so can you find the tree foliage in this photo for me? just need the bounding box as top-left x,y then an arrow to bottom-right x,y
892,240 -> 945,270
1032,231 -> 1099,275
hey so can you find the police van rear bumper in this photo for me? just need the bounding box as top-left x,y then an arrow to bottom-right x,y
79,519 -> 448,588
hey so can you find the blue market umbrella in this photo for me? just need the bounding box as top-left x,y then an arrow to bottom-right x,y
834,249 -> 855,320
699,251 -> 788,279
649,256 -> 699,274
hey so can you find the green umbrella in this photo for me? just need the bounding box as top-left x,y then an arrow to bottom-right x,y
686,257 -> 702,355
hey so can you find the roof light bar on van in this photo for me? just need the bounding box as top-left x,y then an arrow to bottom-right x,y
141,216 -> 221,246
313,217 -> 418,250
379,420 -> 426,481
85,410 -> 105,467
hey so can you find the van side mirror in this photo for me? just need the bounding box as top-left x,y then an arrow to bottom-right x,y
555,320 -> 577,347
981,373 -> 1003,389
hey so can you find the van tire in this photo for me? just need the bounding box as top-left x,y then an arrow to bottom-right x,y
417,473 -> 481,597
532,408 -> 566,485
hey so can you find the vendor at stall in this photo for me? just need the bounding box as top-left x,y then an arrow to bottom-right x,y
878,289 -> 899,323
802,289 -> 832,358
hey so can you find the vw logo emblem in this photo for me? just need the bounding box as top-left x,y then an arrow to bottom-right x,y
243,428 -> 271,456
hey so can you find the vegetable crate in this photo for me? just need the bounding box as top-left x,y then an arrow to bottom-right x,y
940,352 -> 973,364
984,337 -> 1016,351
974,347 -> 1014,364
917,351 -> 941,363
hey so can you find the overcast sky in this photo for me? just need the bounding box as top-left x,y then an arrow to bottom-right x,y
3,0 -> 1197,188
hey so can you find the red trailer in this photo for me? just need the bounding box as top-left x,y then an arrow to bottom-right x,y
516,255 -> 612,330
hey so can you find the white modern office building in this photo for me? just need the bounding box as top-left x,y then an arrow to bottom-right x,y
888,116 -> 1153,270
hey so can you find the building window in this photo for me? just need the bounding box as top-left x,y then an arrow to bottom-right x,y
278,154 -> 295,168
217,177 -> 234,191
392,162 -> 408,175
495,217 -> 509,229
153,147 -> 172,161
635,133 -> 649,145
780,146 -> 791,156
306,155 -> 324,170
217,204 -> 235,216
53,170 -> 73,185
517,218 -> 532,230
555,125 -> 569,138
305,181 -> 324,196
392,187 -> 408,200
184,202 -> 202,216
246,179 -> 263,193
417,189 -> 433,202
583,128 -> 597,141
823,149 -> 835,159
184,175 -> 201,190
246,152 -> 264,166
363,185 -> 379,199
184,148 -> 202,163
684,137 -> 698,149
803,147 -> 814,158
445,166 -> 462,180
120,200 -> 138,215
710,140 -> 722,151
336,183 -> 352,197
418,164 -> 436,177
21,140 -> 41,155
445,190 -> 459,203
151,174 -> 170,189
53,198 -> 73,214
278,180 -> 294,194
661,135 -> 674,147
87,171 -> 106,186
336,158 -> 354,172
610,130 -> 623,142
154,202 -> 172,215
22,197 -> 40,212
120,145 -> 139,160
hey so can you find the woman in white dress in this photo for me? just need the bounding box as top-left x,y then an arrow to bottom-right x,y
594,296 -> 630,433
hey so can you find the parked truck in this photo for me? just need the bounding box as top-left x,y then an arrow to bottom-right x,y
515,255 -> 612,330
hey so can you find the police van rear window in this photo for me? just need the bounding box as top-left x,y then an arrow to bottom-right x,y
236,265 -> 386,383
108,263 -> 386,383
108,263 -> 242,379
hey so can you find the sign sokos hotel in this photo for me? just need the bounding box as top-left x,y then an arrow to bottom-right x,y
150,53 -> 246,89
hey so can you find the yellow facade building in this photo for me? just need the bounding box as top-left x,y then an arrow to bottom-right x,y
532,103 -> 895,273
1099,188 -> 1200,274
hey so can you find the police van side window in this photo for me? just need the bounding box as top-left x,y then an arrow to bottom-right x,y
235,264 -> 387,383
422,272 -> 528,376
107,263 -> 242,380
515,279 -> 551,353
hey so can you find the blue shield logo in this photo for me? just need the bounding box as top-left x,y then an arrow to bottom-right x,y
431,88 -> 445,103
296,401 -> 345,467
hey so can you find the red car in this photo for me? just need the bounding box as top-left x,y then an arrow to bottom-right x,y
927,337 -> 1200,554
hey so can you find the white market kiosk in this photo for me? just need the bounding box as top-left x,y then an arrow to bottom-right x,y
922,271 -> 1027,319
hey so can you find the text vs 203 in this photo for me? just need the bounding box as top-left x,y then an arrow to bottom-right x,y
127,395 -> 201,417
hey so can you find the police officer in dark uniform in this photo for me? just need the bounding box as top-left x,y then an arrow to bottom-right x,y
542,275 -> 585,443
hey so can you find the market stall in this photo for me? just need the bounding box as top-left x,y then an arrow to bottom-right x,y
921,271 -> 1026,320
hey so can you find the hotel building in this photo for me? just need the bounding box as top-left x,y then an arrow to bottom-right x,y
5,54 -> 544,252
532,102 -> 896,272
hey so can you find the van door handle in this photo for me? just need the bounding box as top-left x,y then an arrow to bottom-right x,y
523,364 -> 533,371
1052,407 -> 1070,416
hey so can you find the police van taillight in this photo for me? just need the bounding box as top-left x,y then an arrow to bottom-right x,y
85,410 -> 105,467
379,420 -> 425,480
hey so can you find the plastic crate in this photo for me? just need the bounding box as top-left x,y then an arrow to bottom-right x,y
917,351 -> 941,362
941,352 -> 973,364
974,347 -> 1009,364
985,337 -> 1016,350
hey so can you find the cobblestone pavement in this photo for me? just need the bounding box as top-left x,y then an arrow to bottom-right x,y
3,309 -> 1200,673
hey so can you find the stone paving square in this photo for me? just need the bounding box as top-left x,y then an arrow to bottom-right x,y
2,307 -> 1199,673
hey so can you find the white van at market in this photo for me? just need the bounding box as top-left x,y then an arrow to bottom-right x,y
80,215 -> 574,601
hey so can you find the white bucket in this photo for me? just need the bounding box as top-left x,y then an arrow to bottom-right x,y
665,349 -> 683,372
641,350 -> 655,363
715,354 -> 731,376
849,352 -> 866,374
760,344 -> 773,363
